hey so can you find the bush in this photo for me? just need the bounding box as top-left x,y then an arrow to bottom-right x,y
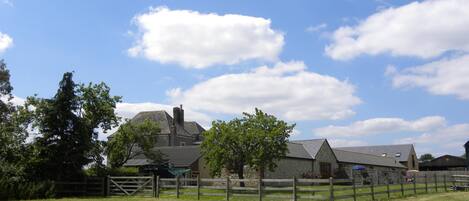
0,178 -> 55,200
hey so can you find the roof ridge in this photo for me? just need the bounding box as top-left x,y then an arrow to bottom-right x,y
336,144 -> 413,148
333,148 -> 399,161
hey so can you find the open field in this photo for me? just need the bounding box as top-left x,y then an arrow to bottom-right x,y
27,191 -> 469,201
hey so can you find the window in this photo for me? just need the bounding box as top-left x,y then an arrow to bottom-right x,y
395,152 -> 401,157
180,142 -> 186,146
381,153 -> 387,157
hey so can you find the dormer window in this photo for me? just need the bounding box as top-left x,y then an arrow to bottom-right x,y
382,153 -> 387,157
395,152 -> 401,157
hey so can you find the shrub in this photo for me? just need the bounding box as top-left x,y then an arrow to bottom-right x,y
0,178 -> 55,200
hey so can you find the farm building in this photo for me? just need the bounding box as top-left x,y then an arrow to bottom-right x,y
334,144 -> 419,170
419,155 -> 468,171
333,149 -> 406,184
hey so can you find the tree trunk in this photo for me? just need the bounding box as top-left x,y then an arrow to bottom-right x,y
237,169 -> 245,187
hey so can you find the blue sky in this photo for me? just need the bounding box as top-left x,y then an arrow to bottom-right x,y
1,0 -> 468,156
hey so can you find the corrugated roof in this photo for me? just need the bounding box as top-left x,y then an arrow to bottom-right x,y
333,149 -> 406,168
335,144 -> 414,162
125,146 -> 201,167
292,139 -> 326,159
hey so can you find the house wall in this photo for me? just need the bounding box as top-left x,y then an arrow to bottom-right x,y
339,163 -> 405,184
405,147 -> 419,170
265,158 -> 313,179
313,142 -> 339,178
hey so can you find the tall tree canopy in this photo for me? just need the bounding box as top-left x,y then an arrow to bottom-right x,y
27,72 -> 121,180
106,119 -> 162,168
419,153 -> 435,162
0,60 -> 31,181
202,108 -> 294,183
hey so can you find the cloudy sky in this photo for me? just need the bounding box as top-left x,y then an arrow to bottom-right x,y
1,0 -> 468,156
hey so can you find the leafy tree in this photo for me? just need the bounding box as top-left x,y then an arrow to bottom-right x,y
419,153 -> 435,162
0,60 -> 32,181
27,72 -> 121,180
243,108 -> 294,179
202,108 -> 294,184
201,118 -> 250,186
106,119 -> 162,168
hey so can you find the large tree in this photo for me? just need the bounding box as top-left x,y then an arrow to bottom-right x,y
201,118 -> 250,186
0,60 -> 31,181
243,108 -> 294,179
106,119 -> 162,168
28,72 -> 121,180
201,108 -> 294,183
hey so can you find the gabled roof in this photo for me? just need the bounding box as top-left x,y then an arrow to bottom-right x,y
184,121 -> 206,135
291,139 -> 326,159
286,142 -> 312,159
335,144 -> 414,162
333,149 -> 406,168
125,146 -> 201,167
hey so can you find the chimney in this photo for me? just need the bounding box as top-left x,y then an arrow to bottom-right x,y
172,105 -> 184,125
465,141 -> 469,170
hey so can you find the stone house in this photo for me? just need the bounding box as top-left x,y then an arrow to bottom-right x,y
335,144 -> 419,170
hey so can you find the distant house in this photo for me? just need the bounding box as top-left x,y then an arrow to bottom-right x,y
335,144 -> 419,170
419,155 -> 468,171
333,149 -> 406,184
109,105 -> 205,146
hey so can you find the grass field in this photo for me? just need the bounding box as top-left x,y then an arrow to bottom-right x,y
28,191 -> 469,201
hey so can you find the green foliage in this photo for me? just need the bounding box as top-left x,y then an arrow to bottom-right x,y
243,108 -> 294,178
419,153 -> 435,162
0,178 -> 55,200
0,60 -> 33,181
84,166 -> 139,177
27,72 -> 121,181
202,108 -> 294,180
106,119 -> 162,168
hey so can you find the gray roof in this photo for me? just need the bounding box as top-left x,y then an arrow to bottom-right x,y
125,146 -> 201,167
333,149 -> 406,168
335,144 -> 414,162
109,110 -> 203,138
286,142 -> 312,159
292,139 -> 326,159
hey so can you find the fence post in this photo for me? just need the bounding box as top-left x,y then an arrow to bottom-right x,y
226,177 -> 230,201
156,176 -> 160,198
386,180 -> 390,199
197,175 -> 200,200
352,177 -> 357,201
413,175 -> 417,195
177,176 -> 181,198
258,177 -> 262,201
424,174 -> 428,193
444,175 -> 447,192
434,174 -> 438,192
293,177 -> 297,201
152,174 -> 156,197
107,176 -> 111,196
452,176 -> 456,192
329,177 -> 334,201
400,176 -> 404,197
370,178 -> 375,201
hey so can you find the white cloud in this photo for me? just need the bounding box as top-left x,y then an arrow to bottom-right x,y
328,139 -> 368,147
326,0 -> 469,60
315,116 -> 446,137
0,32 -> 13,53
306,23 -> 327,33
395,123 -> 469,155
387,54 -> 469,100
168,61 -> 361,121
116,102 -> 212,127
128,6 -> 284,68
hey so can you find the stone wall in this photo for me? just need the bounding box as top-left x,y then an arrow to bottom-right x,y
313,142 -> 339,178
265,158 -> 313,179
339,163 -> 405,184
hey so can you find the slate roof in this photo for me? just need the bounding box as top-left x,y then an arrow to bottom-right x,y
291,139 -> 326,159
125,146 -> 201,167
333,149 -> 406,168
335,144 -> 414,162
109,110 -> 203,138
286,142 -> 313,159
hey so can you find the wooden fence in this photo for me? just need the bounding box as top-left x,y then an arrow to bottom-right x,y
54,177 -> 105,197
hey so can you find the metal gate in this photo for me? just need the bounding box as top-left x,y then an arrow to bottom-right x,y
108,176 -> 154,196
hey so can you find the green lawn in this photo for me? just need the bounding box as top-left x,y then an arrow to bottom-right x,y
28,191 -> 469,201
